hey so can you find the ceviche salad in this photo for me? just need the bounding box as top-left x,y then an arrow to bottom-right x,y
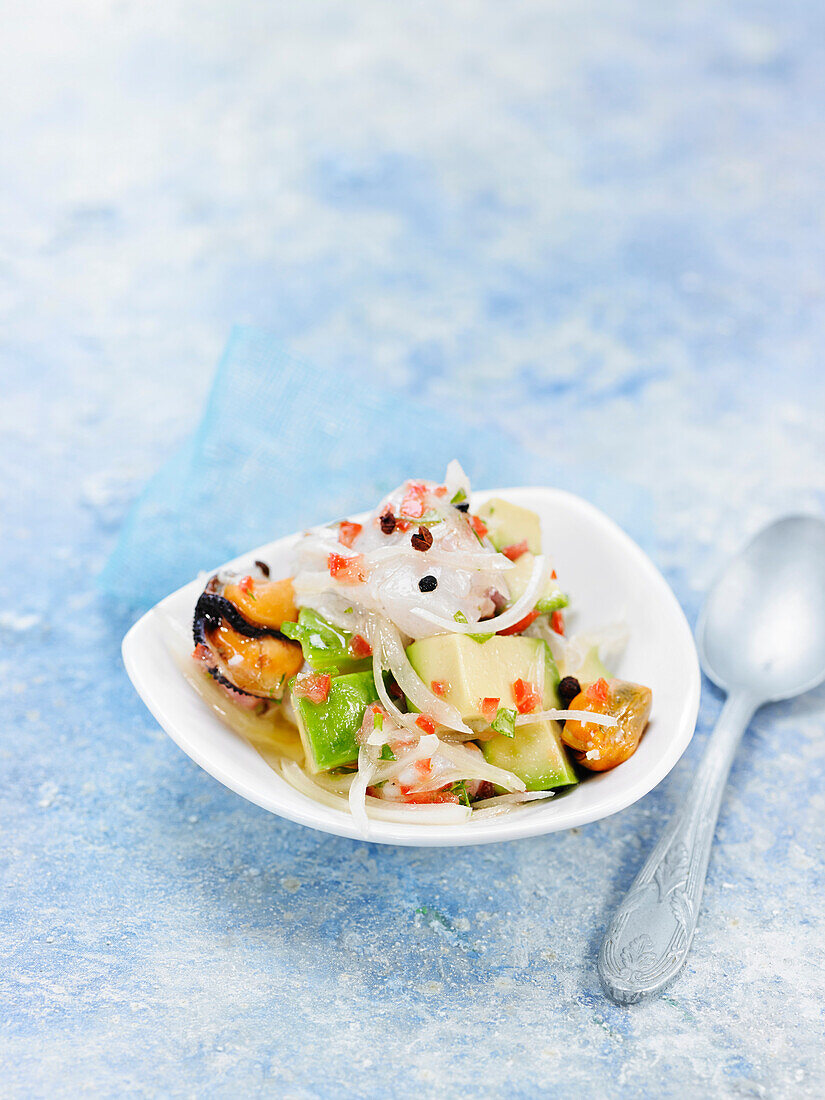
184,461 -> 652,831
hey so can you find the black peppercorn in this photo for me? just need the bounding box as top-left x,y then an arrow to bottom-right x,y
454,501 -> 470,512
418,574 -> 438,592
558,676 -> 581,707
411,525 -> 434,551
380,508 -> 396,535
254,560 -> 270,577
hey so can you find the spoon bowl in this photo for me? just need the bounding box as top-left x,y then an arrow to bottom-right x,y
697,515 -> 825,701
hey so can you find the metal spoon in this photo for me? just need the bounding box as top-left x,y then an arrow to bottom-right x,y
598,515 -> 825,1004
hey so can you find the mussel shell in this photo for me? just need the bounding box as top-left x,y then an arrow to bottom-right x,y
192,583 -> 300,701
193,592 -> 291,645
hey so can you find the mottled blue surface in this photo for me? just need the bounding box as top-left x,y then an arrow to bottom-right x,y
100,325 -> 653,608
2,2 -> 825,1097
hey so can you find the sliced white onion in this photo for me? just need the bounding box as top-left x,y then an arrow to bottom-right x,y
472,790 -> 555,810
278,761 -> 471,824
300,770 -> 355,795
434,740 -> 525,792
348,745 -> 378,836
370,641 -> 421,735
278,761 -> 358,811
444,458 -> 470,502
370,734 -> 454,784
374,617 -> 475,736
357,729 -> 524,795
433,728 -> 485,743
356,704 -> 376,746
515,709 -> 618,728
364,705 -> 407,747
412,554 -> 549,635
469,805 -> 515,819
363,800 -> 471,824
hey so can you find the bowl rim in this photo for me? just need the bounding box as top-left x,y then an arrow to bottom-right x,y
122,486 -> 701,847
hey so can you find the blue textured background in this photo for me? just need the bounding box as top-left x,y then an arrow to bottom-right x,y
2,3 -> 825,1097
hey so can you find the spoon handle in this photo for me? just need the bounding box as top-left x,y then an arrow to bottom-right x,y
598,691 -> 757,1004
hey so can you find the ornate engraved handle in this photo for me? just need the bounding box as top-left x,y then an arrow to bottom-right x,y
598,692 -> 758,1004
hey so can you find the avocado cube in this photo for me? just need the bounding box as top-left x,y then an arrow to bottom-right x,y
293,670 -> 378,772
477,501 -> 566,609
281,608 -> 371,675
477,498 -> 542,554
406,634 -> 560,720
482,718 -> 577,790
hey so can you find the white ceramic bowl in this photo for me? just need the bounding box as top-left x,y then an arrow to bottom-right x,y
122,487 -> 700,847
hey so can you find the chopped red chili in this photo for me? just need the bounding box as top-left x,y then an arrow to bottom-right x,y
551,609 -> 565,635
497,609 -> 539,636
349,634 -> 372,659
586,677 -> 611,706
400,482 -> 427,519
338,520 -> 363,548
512,679 -> 541,715
480,697 -> 500,722
294,673 -> 332,704
415,714 -> 436,735
470,515 -> 488,539
328,552 -> 366,584
430,680 -> 449,697
502,540 -> 529,562
400,787 -> 459,805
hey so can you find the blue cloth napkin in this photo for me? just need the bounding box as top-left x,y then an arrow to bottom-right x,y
101,326 -> 652,609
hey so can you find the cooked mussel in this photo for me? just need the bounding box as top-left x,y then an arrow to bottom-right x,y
561,677 -> 652,771
192,567 -> 303,703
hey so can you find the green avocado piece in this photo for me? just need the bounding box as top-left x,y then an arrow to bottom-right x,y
406,634 -> 556,721
542,643 -> 561,707
482,718 -> 578,790
503,550 -> 568,611
477,497 -> 542,554
292,670 -> 378,772
281,608 -> 371,675
476,501 -> 567,612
